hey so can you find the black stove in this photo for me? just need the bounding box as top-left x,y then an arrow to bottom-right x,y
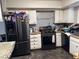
40,26 -> 56,50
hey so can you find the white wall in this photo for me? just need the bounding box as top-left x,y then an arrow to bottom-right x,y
0,3 -> 6,34
6,0 -> 79,9
1,0 -> 7,12
2,0 -> 79,9
6,0 -> 62,8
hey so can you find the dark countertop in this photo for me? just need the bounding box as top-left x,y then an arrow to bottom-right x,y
56,30 -> 79,39
70,32 -> 79,39
71,32 -> 79,36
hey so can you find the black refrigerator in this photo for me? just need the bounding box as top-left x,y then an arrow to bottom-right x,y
4,12 -> 31,57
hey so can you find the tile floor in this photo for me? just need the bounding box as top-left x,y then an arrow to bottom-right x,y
11,48 -> 74,59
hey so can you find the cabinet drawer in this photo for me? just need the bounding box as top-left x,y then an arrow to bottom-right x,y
37,34 -> 41,36
30,46 -> 36,49
30,36 -> 38,39
30,38 -> 38,42
56,33 -> 61,36
30,34 -> 41,38
30,41 -> 39,45
30,44 -> 41,49
30,35 -> 38,38
30,37 -> 41,42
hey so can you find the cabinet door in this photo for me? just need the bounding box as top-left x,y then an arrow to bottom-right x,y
55,10 -> 64,23
52,35 -> 55,43
37,36 -> 41,48
77,8 -> 79,23
28,10 -> 37,24
55,10 -> 60,23
56,33 -> 61,46
63,8 -> 75,23
59,10 -> 64,23
70,40 -> 79,55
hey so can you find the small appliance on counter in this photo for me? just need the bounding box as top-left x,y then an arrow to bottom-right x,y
30,25 -> 39,34
30,28 -> 33,34
62,27 -> 70,32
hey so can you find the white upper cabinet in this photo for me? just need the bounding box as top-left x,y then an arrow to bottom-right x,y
55,10 -> 59,23
63,8 -> 75,23
77,7 -> 79,23
8,10 -> 37,24
28,10 -> 37,24
55,10 -> 64,23
55,8 -> 75,23
59,10 -> 64,23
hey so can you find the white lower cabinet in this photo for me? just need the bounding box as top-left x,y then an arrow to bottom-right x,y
30,34 -> 41,50
56,33 -> 62,47
70,37 -> 79,55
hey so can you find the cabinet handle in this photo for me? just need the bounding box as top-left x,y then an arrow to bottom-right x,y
76,46 -> 78,48
34,43 -> 35,45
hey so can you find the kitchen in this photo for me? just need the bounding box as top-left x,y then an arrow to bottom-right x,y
0,0 -> 79,59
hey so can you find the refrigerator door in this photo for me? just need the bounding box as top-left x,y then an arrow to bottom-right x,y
12,42 -> 30,57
